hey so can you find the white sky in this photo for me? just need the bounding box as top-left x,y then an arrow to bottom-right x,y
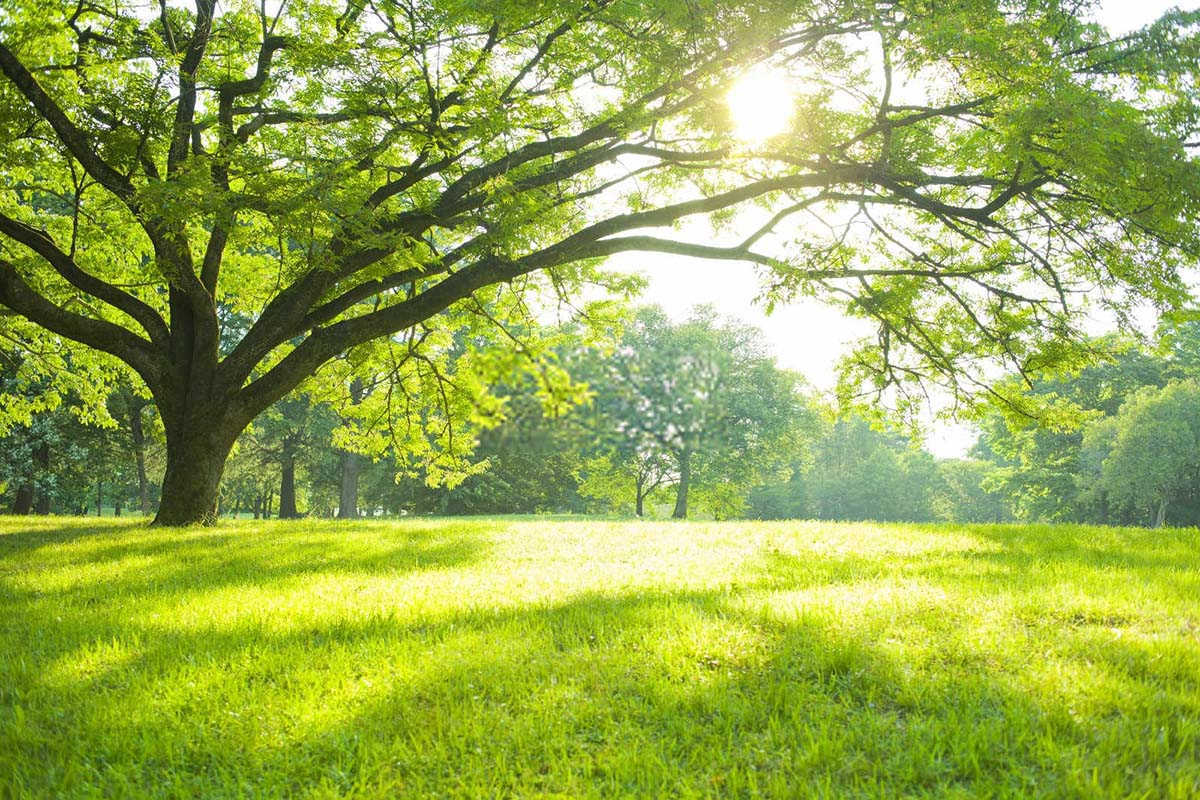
620,0 -> 1194,458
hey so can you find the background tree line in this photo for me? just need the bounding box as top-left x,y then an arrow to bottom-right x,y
2,309 -> 1198,528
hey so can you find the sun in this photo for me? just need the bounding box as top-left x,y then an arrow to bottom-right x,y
727,65 -> 795,143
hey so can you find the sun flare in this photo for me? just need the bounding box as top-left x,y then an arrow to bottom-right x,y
727,65 -> 794,143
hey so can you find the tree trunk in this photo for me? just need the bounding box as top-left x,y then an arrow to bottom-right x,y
11,483 -> 32,515
672,451 -> 691,520
114,500 -> 122,517
152,428 -> 237,526
336,378 -> 365,519
636,491 -> 645,517
33,441 -> 50,514
96,481 -> 103,516
338,450 -> 360,519
129,401 -> 151,515
278,455 -> 299,518
1153,497 -> 1168,529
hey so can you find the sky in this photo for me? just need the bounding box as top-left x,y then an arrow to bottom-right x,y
617,0 -> 1194,458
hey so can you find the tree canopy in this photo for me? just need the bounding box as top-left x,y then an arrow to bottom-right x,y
1,0 -> 1198,523
1084,381 -> 1200,528
579,305 -> 800,518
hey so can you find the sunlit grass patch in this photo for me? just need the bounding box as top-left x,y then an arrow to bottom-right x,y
1,516 -> 1198,798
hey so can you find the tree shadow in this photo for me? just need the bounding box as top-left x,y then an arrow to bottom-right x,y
4,523 -> 1197,796
952,522 -> 1200,570
0,518 -> 490,601
261,579 -> 1196,796
0,515 -> 144,559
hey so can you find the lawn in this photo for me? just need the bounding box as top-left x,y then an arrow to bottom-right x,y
1,516 -> 1197,798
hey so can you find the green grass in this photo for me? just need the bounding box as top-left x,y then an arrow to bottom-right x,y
1,516 -> 1198,799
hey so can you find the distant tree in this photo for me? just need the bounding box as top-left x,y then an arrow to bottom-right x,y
745,399 -> 825,521
1,410 -> 56,514
747,410 -> 945,523
585,307 -> 798,519
245,395 -> 337,518
438,388 -> 588,515
931,459 -> 1011,524
746,475 -> 811,521
223,444 -> 279,519
69,417 -> 135,515
0,349 -> 154,514
1087,382 -> 1200,528
809,415 -> 937,522
1159,319 -> 1200,381
893,448 -> 942,523
107,384 -> 157,515
578,447 -> 674,518
971,344 -> 1168,522
336,378 -> 367,519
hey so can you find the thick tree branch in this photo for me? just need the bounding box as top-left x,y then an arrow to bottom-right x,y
0,211 -> 168,344
0,258 -> 162,388
220,35 -> 288,100
166,0 -> 216,175
0,42 -> 135,200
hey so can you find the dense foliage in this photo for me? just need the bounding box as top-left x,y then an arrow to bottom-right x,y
575,306 -> 801,519
1,0 -> 1198,523
973,323 -> 1200,528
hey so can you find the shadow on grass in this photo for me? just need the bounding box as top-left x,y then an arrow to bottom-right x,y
751,523 -> 1200,604
2,522 -> 1198,796
231,588 -> 1196,796
0,517 -> 492,608
0,515 -> 147,558
2,532 -> 1200,796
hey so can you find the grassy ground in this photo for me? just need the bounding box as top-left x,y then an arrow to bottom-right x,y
0,516 -> 1197,799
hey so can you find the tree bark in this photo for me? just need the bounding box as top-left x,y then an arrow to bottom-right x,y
1154,497 -> 1168,529
672,450 -> 690,519
635,490 -> 644,517
129,400 -> 151,515
96,480 -> 102,516
11,483 -> 32,515
278,454 -> 298,518
152,425 -> 238,526
336,377 -> 365,519
33,442 -> 50,514
338,450 -> 360,519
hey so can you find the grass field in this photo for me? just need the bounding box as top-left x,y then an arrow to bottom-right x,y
1,516 -> 1198,798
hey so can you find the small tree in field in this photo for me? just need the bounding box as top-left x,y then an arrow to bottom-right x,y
1,0 -> 1198,523
584,306 -> 799,519
579,447 -> 674,518
247,393 -> 336,518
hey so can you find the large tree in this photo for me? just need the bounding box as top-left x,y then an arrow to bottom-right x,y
0,0 -> 1197,523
